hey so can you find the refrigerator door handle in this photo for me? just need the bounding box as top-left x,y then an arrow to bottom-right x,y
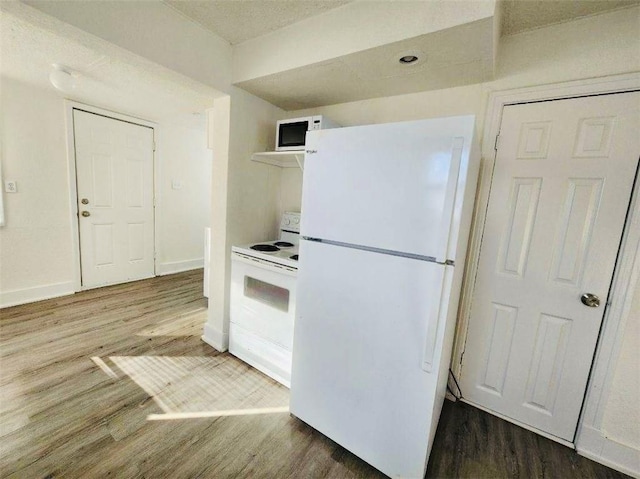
421,266 -> 452,373
435,137 -> 465,263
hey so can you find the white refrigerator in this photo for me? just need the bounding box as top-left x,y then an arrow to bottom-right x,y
290,116 -> 480,478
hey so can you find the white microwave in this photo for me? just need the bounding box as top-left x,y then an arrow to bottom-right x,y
276,115 -> 339,151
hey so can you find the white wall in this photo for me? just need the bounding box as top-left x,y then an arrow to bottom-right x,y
23,0 -> 232,92
206,95 -> 232,350
157,121 -> 212,274
0,75 -> 213,306
576,189 -> 640,477
279,168 -> 304,218
0,78 -> 76,304
601,288 -> 640,450
226,88 -> 285,245
203,87 -> 285,351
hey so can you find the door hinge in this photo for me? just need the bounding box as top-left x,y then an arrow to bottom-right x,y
494,133 -> 501,151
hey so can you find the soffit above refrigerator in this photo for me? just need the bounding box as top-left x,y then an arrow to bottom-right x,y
235,17 -> 496,110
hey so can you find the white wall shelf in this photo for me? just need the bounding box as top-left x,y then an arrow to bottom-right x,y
252,151 -> 304,170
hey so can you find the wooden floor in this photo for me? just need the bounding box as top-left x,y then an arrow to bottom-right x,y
0,270 -> 629,478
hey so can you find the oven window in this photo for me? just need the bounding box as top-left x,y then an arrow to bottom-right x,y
279,121 -> 308,148
244,276 -> 290,312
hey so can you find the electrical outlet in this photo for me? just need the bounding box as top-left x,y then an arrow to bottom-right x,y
4,180 -> 17,193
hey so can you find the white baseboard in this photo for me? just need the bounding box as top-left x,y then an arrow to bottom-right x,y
0,281 -> 75,308
577,424 -> 640,478
157,258 -> 204,275
202,323 -> 229,352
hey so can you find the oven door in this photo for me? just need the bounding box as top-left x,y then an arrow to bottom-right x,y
230,253 -> 297,348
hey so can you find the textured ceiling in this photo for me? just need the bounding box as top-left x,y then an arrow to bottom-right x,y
1,3 -> 220,124
165,0 -> 640,44
11,0 -> 639,113
501,0 -> 640,35
164,0 -> 352,45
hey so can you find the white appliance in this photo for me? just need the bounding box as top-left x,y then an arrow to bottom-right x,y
290,117 -> 480,478
229,212 -> 301,386
275,115 -> 340,151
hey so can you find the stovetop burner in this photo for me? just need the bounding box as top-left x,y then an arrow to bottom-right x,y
274,241 -> 294,248
290,254 -> 299,261
250,244 -> 280,252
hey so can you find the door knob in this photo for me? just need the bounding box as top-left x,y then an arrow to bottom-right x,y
81,211 -> 91,217
581,293 -> 600,308
81,198 -> 89,205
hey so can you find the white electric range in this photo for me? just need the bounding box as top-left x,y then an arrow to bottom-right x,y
229,212 -> 300,387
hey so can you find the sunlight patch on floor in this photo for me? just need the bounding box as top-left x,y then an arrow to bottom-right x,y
147,406 -> 290,420
90,356 -> 120,380
98,354 -> 289,419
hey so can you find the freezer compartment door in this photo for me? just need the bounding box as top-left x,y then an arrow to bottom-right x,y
301,117 -> 475,261
290,240 -> 450,479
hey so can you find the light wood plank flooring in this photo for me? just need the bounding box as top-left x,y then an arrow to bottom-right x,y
0,270 -> 629,478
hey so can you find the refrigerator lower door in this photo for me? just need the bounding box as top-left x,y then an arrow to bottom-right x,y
291,240 -> 451,479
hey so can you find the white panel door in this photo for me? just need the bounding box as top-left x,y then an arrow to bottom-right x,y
460,92 -> 640,441
74,110 -> 155,289
291,240 -> 452,478
302,116 -> 476,261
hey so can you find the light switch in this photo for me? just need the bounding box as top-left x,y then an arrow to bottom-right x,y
4,180 -> 17,193
172,180 -> 183,190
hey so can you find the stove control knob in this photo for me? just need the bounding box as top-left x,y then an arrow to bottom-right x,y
293,217 -> 300,224
284,218 -> 291,225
